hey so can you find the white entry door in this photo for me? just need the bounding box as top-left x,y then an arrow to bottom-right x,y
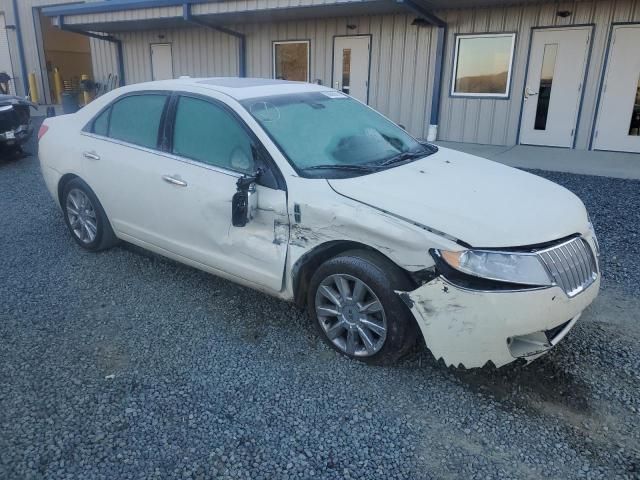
593,25 -> 640,153
151,43 -> 173,81
333,36 -> 371,103
520,27 -> 592,147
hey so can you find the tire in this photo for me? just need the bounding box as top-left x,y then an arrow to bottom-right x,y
307,249 -> 418,365
61,178 -> 117,252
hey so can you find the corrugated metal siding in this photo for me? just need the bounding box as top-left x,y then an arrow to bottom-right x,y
243,14 -> 437,137
116,27 -> 239,84
437,0 -> 640,148
89,37 -> 119,87
64,6 -> 182,25
193,0 -> 372,15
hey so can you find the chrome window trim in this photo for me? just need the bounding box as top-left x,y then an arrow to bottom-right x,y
80,131 -> 243,179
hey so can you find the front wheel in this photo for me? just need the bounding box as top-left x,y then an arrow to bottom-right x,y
307,250 -> 418,365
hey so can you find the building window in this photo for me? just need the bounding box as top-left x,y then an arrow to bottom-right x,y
273,41 -> 310,82
451,33 -> 516,98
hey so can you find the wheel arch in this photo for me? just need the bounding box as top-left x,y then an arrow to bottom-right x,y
57,173 -> 81,207
291,240 -> 418,307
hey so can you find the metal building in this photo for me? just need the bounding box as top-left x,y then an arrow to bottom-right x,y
0,0 -> 639,154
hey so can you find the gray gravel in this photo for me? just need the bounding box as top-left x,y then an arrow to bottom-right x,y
1,128 -> 639,479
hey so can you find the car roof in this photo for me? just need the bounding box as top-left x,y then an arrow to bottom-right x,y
121,77 -> 333,101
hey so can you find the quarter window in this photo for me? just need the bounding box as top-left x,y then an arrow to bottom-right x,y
451,33 -> 516,97
108,94 -> 167,149
172,96 -> 255,173
273,41 -> 310,82
92,108 -> 110,136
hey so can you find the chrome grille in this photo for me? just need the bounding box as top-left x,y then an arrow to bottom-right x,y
537,237 -> 598,297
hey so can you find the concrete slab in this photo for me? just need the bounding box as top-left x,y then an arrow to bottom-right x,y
436,141 -> 640,180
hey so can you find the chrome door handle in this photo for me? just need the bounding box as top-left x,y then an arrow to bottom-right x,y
162,175 -> 187,187
83,151 -> 100,160
525,87 -> 539,98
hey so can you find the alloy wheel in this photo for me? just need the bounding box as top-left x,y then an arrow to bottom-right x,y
315,274 -> 387,357
66,188 -> 97,244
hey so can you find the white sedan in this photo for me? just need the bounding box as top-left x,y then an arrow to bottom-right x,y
38,78 -> 600,368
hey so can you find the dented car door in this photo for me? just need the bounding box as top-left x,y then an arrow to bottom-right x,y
150,94 -> 289,291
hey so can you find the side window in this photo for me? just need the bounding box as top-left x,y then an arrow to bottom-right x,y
92,108 -> 110,136
108,94 -> 167,149
172,96 -> 255,173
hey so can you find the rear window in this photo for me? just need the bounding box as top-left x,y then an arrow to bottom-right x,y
107,94 -> 167,149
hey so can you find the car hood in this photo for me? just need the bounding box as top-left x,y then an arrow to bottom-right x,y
327,148 -> 589,248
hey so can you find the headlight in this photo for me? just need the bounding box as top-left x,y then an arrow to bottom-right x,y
435,249 -> 552,286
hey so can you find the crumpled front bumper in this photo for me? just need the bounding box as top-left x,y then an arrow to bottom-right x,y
402,275 -> 600,369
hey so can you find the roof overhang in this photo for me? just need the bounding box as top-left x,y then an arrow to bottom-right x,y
43,0 -> 446,33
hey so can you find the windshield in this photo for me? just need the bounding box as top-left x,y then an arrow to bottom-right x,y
241,92 -> 434,177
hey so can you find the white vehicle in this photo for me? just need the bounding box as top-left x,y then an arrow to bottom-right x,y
38,78 -> 600,368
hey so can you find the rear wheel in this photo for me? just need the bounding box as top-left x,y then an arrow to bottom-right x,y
62,178 -> 117,251
307,250 -> 417,365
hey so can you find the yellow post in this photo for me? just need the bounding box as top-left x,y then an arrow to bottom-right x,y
53,68 -> 63,104
28,72 -> 39,104
81,74 -> 92,106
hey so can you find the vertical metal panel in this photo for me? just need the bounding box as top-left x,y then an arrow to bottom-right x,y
239,13 -> 434,137
115,26 -> 240,85
437,0 -> 640,148
89,37 -> 118,88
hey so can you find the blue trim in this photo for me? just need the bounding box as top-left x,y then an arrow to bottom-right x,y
42,0 -> 211,17
12,0 -> 29,96
395,0 -> 445,27
430,26 -> 446,125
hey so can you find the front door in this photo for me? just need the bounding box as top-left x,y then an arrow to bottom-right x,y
332,36 -> 371,103
151,43 -> 173,81
593,25 -> 640,153
520,27 -> 592,147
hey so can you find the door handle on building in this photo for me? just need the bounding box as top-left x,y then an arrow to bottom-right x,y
525,86 -> 539,98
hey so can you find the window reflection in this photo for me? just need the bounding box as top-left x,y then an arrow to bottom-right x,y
630,73 -> 640,136
274,42 -> 309,82
453,34 -> 515,96
534,43 -> 558,131
341,48 -> 351,94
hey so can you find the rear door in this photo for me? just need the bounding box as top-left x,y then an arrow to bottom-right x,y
81,91 -> 174,244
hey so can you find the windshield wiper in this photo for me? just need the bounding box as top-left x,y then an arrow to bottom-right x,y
302,164 -> 382,172
379,150 -> 429,167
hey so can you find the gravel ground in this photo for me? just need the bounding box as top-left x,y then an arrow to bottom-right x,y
1,128 -> 639,479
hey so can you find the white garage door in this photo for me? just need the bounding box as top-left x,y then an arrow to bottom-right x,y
0,14 -> 16,94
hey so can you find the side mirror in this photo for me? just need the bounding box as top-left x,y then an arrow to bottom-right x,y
232,172 -> 260,227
